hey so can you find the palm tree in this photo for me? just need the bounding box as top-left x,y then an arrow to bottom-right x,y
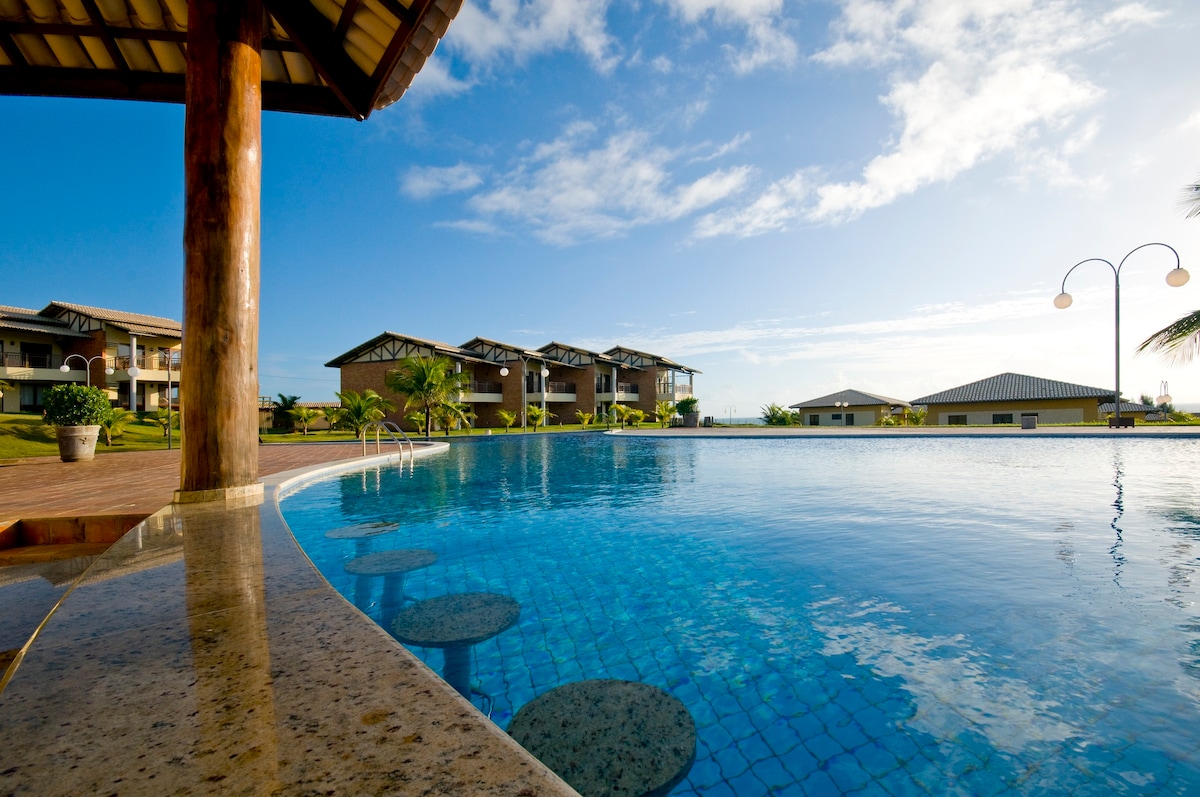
526,404 -> 554,430
1183,177 -> 1200,219
274,393 -> 300,430
626,408 -> 646,427
336,388 -> 396,439
1139,179 -> 1200,361
496,409 -> 518,432
611,403 -> 630,429
575,409 -> 594,428
1138,311 -> 1200,364
384,356 -> 471,439
322,405 -> 342,432
655,400 -> 676,428
760,403 -> 796,426
288,405 -> 322,435
431,401 -> 475,436
99,407 -> 138,445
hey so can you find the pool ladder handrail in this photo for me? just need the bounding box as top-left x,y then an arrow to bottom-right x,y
361,420 -> 415,467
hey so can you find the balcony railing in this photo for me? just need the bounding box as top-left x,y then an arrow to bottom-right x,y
547,381 -> 575,395
1,352 -> 63,369
657,383 -> 692,395
114,353 -> 181,372
616,382 -> 639,395
468,381 -> 503,394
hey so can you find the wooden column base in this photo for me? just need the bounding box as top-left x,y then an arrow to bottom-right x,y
174,483 -> 265,505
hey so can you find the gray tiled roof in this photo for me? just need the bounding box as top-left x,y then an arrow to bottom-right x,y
790,389 -> 910,410
1098,402 -> 1158,413
912,373 -> 1113,405
43,301 -> 181,337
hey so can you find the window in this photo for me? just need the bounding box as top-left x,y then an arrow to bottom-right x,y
948,414 -> 967,425
992,414 -> 1013,425
832,413 -> 842,421
809,414 -> 819,426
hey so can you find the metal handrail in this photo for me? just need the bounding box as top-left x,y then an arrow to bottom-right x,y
361,420 -> 415,468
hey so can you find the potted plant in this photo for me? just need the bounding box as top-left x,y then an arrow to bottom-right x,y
42,383 -> 113,462
675,396 -> 700,428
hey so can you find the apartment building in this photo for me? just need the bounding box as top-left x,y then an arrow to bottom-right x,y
326,332 -> 700,430
0,302 -> 181,413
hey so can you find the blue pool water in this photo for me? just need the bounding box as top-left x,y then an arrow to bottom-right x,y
280,434 -> 1200,795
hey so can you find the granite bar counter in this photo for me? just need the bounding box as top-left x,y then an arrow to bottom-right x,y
0,448 -> 577,796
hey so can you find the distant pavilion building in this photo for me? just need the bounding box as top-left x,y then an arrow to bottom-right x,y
789,389 -> 910,427
912,373 -> 1116,426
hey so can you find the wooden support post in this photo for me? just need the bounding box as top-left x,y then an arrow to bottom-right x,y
178,0 -> 264,502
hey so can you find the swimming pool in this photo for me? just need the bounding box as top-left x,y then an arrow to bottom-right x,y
280,434 -> 1200,795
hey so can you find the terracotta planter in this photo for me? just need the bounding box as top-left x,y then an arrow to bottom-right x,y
682,412 -> 700,428
56,425 -> 101,462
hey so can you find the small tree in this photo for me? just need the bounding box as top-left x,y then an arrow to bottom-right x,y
611,403 -> 630,429
627,408 -> 646,427
576,409 -> 594,428
288,405 -> 322,436
323,405 -> 342,432
496,409 -> 518,433
99,407 -> 139,445
761,403 -> 797,426
526,404 -> 555,430
432,402 -> 475,436
42,384 -> 112,427
655,400 -> 676,428
675,396 -> 699,417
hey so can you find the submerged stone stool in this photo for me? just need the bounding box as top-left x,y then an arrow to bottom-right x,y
324,522 -> 398,561
343,548 -> 437,621
391,592 -> 520,711
508,680 -> 696,797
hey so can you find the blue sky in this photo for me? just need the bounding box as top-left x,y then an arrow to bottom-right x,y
4,0 -> 1200,413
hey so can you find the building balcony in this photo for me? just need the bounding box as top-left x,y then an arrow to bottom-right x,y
546,381 -> 576,402
465,381 -> 504,403
616,382 -> 639,400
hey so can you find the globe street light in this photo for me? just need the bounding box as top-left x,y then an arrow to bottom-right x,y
60,353 -> 114,388
834,400 -> 850,426
1054,243 -> 1189,426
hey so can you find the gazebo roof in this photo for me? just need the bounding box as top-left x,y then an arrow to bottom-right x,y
0,0 -> 462,119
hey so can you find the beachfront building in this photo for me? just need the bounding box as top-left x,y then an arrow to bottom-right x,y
0,302 -> 181,414
326,333 -> 700,431
912,373 -> 1115,426
789,389 -> 911,427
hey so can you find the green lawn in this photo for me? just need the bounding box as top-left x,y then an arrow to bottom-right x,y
0,412 -> 180,460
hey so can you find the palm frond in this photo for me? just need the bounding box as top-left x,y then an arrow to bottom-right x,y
1183,179 -> 1200,219
1137,309 -> 1200,363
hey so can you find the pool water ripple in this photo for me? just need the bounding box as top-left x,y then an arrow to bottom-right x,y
281,434 -> 1200,795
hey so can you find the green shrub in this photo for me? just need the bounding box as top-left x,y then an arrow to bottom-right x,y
41,384 -> 113,427
675,396 -> 699,416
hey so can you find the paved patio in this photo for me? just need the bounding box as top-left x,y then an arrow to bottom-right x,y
0,442 -> 366,520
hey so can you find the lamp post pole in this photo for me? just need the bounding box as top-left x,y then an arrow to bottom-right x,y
60,353 -> 115,388
835,400 -> 850,426
1055,243 -> 1189,426
724,404 -> 736,426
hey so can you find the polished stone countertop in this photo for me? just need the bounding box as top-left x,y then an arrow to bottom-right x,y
0,448 -> 578,796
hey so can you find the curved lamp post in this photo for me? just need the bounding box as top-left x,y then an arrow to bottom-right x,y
724,404 -> 736,426
834,400 -> 851,426
60,353 -> 115,388
1054,243 -> 1189,425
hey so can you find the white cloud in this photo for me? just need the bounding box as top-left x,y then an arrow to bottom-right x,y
462,126 -> 753,244
446,0 -> 619,72
401,164 -> 485,199
405,55 -> 473,98
698,1 -> 1161,236
804,0 -> 1157,223
658,0 -> 798,72
692,171 -> 809,238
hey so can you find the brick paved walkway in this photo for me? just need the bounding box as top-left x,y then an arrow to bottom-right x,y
0,443 -> 366,520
